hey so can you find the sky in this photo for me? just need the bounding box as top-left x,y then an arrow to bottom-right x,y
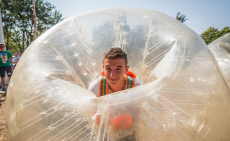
47,0 -> 230,35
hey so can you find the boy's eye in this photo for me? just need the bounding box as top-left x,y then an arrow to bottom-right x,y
116,68 -> 121,71
106,68 -> 111,71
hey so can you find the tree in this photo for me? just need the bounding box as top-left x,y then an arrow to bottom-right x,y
217,27 -> 230,37
201,27 -> 230,45
0,0 -> 64,52
176,12 -> 188,23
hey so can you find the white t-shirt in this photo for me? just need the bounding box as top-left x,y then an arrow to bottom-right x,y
88,76 -> 142,97
12,57 -> 18,63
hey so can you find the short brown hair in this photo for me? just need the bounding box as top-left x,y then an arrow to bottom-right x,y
104,48 -> 128,65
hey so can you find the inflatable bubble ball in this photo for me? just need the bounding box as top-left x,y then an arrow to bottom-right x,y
208,33 -> 230,90
6,8 -> 230,141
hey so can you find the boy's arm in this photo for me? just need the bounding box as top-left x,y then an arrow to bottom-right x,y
10,57 -> 14,70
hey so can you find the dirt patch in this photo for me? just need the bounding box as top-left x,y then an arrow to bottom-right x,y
0,96 -> 8,141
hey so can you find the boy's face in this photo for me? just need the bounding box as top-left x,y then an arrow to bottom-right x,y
103,58 -> 129,88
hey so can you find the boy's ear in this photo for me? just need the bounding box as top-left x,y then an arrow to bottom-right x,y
125,65 -> 129,73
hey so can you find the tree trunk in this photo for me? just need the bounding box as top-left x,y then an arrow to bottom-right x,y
6,27 -> 9,50
6,31 -> 9,50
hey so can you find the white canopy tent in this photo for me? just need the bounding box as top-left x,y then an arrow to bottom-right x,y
0,8 -> 4,44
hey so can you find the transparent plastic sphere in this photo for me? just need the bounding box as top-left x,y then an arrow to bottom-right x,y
6,8 -> 230,141
208,33 -> 230,90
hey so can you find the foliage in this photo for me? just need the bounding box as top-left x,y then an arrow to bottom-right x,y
201,27 -> 230,45
217,27 -> 230,37
176,12 -> 188,23
0,0 -> 64,52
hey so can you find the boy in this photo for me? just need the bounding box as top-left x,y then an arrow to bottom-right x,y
88,47 -> 142,96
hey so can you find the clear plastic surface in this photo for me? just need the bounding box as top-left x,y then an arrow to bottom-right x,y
6,8 -> 230,141
208,33 -> 230,90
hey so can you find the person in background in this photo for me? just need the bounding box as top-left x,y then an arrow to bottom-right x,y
0,43 -> 13,93
12,52 -> 18,68
17,51 -> 21,60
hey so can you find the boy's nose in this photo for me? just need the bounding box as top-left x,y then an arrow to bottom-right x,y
110,70 -> 116,77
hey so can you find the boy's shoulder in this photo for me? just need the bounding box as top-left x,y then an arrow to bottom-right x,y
135,77 -> 143,86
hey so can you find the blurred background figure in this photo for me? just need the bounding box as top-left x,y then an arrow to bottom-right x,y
0,43 -> 13,93
17,51 -> 21,60
12,52 -> 18,68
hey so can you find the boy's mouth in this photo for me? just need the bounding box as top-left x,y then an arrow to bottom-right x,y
111,79 -> 117,81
